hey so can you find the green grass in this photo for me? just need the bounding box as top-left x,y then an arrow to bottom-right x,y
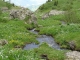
0,14 -> 67,60
0,0 -> 14,9
38,0 -> 80,12
0,0 -> 6,7
0,13 -> 67,60
0,0 -> 80,59
0,47 -> 40,60
34,43 -> 66,60
36,0 -> 80,21
0,20 -> 38,48
55,32 -> 80,49
38,18 -> 61,27
0,43 -> 66,60
39,23 -> 80,50
37,10 -> 80,50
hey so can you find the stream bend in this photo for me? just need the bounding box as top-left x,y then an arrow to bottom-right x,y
24,29 -> 60,50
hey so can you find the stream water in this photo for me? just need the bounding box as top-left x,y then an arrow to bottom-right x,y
24,29 -> 61,50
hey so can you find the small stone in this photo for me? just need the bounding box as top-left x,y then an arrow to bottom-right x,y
0,39 -> 8,46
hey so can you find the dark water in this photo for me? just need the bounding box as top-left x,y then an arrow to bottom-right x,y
24,29 -> 60,50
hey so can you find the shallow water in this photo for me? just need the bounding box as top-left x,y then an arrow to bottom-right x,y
24,43 -> 39,50
37,35 -> 60,49
24,29 -> 60,50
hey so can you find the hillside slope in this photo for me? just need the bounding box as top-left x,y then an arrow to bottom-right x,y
0,0 -> 14,9
36,0 -> 80,54
0,0 -> 80,60
37,0 -> 80,13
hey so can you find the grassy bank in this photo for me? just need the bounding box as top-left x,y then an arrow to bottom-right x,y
0,20 -> 39,48
38,15 -> 80,51
0,43 -> 66,60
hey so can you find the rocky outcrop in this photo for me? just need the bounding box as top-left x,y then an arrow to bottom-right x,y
28,13 -> 37,25
49,10 -> 64,16
0,39 -> 8,46
42,10 -> 65,20
10,8 -> 33,20
65,51 -> 80,60
10,8 -> 38,26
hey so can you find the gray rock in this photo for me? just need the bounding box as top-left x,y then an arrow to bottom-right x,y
10,8 -> 38,26
10,10 -> 18,19
30,14 -> 37,24
10,8 -> 33,20
65,51 -> 80,60
0,39 -> 8,46
49,10 -> 65,16
28,13 -> 38,26
41,10 -> 65,20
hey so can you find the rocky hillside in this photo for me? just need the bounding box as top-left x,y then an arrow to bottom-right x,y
0,0 -> 38,27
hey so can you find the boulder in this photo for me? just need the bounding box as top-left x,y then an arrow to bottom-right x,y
65,51 -> 80,60
28,13 -> 37,25
10,8 -> 33,20
10,8 -> 38,26
0,39 -> 8,46
10,9 -> 19,19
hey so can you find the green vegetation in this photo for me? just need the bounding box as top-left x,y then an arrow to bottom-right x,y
0,0 -> 80,60
38,18 -> 61,27
0,1 -> 66,59
38,0 -> 80,12
34,43 -> 66,60
64,10 -> 80,23
36,0 -> 80,51
0,43 -> 66,60
0,20 -> 39,47
39,23 -> 80,50
36,0 -> 80,20
0,47 -> 40,60
37,6 -> 80,50
0,0 -> 7,7
0,0 -> 14,9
